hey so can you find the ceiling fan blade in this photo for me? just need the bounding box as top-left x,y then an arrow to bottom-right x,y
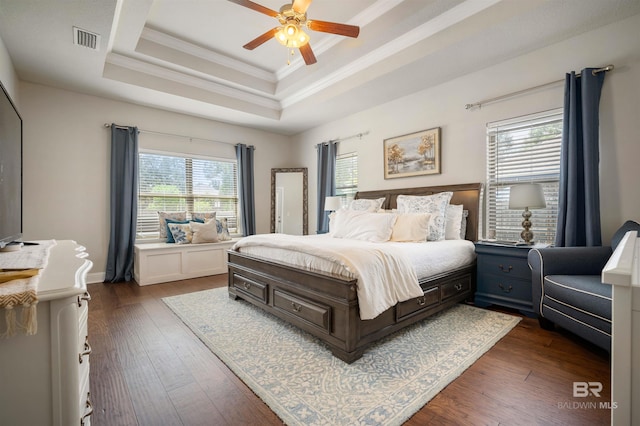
307,20 -> 360,38
300,43 -> 317,65
243,28 -> 278,50
292,0 -> 312,14
227,0 -> 278,17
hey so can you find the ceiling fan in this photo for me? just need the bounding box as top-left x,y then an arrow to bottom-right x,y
228,0 -> 360,65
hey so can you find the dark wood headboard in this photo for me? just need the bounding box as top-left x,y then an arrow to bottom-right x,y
355,183 -> 483,242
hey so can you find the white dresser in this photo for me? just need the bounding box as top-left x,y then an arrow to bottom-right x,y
0,240 -> 93,425
602,230 -> 640,426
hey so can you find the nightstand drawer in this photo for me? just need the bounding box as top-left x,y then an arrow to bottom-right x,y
474,242 -> 535,316
477,274 -> 532,304
477,255 -> 530,280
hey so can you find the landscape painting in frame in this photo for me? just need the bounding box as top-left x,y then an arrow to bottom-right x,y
384,127 -> 441,179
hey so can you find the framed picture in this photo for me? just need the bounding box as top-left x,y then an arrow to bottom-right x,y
384,127 -> 441,179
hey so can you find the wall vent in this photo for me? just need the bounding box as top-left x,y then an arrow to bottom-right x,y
73,27 -> 100,51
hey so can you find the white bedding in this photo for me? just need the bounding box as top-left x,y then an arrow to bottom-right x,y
232,234 -> 476,320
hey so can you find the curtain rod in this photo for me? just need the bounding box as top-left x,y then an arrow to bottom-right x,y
104,123 -> 246,148
316,130 -> 370,147
465,64 -> 614,110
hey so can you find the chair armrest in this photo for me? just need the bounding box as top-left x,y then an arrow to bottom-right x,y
528,247 -> 613,276
528,246 -> 612,316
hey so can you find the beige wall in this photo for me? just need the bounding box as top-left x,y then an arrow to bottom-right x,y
5,12 -> 640,282
19,83 -> 292,281
292,13 -> 640,243
0,35 -> 19,106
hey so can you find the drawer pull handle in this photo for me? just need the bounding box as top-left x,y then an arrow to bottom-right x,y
243,282 -> 251,290
77,291 -> 91,307
81,392 -> 93,426
291,302 -> 302,313
498,283 -> 513,293
454,283 -> 463,291
498,264 -> 513,273
417,296 -> 426,306
79,337 -> 92,363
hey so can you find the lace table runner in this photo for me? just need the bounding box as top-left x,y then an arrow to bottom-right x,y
0,240 -> 56,337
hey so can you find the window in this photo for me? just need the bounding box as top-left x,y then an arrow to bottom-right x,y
485,109 -> 562,244
137,151 -> 238,238
335,152 -> 358,202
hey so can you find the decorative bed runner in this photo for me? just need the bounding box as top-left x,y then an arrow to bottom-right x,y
0,240 -> 56,337
163,287 -> 521,425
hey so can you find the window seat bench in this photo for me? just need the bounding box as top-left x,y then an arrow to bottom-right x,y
134,239 -> 237,286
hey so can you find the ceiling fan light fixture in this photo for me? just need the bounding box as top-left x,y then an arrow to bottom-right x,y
275,23 -> 309,48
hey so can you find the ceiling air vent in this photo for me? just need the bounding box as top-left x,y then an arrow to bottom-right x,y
73,27 -> 100,51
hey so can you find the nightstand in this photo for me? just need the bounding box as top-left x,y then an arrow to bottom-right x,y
474,241 -> 538,317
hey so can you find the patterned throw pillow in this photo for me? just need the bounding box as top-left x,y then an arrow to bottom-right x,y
190,219 -> 219,244
347,197 -> 385,212
165,219 -> 189,243
158,211 -> 187,239
396,192 -> 453,241
191,211 -> 217,222
167,222 -> 193,244
216,218 -> 231,241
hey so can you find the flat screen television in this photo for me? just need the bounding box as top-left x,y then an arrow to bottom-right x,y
0,80 -> 22,249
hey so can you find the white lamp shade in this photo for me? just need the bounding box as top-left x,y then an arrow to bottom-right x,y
509,183 -> 546,209
324,196 -> 343,211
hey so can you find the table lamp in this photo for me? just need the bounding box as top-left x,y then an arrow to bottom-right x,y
509,183 -> 546,244
324,196 -> 343,212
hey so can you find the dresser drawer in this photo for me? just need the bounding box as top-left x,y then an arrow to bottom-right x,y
477,255 -> 530,280
232,274 -> 268,304
78,301 -> 89,350
273,289 -> 330,333
397,286 -> 439,320
441,275 -> 471,301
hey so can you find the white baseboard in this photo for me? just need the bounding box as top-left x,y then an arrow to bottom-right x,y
87,272 -> 105,284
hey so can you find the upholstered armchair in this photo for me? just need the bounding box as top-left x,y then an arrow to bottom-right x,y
528,220 -> 640,352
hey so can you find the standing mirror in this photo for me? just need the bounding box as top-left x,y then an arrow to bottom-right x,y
271,168 -> 308,235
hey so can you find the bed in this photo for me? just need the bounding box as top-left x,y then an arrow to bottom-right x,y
227,183 -> 482,363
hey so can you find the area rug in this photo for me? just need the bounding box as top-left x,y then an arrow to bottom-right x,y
163,288 -> 520,425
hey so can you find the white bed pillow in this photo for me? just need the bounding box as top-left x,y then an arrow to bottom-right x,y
460,210 -> 469,239
396,192 -> 453,241
347,197 -> 385,212
331,209 -> 397,242
390,213 -> 431,242
445,204 -> 464,240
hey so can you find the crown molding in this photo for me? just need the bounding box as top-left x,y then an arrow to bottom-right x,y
140,27 -> 277,83
281,0 -> 502,108
105,52 -> 281,110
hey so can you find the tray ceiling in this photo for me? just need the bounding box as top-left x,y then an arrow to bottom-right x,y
1,0 -> 639,135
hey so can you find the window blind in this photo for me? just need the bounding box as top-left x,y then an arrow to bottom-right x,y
137,151 -> 238,238
335,152 -> 358,201
485,108 -> 562,244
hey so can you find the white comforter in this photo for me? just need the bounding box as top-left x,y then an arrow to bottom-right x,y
233,234 -> 425,320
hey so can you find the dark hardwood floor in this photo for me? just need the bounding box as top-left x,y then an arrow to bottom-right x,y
88,275 -> 611,426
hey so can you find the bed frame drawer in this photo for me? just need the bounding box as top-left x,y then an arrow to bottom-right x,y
396,286 -> 439,320
273,289 -> 331,333
440,275 -> 471,301
232,274 -> 268,304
